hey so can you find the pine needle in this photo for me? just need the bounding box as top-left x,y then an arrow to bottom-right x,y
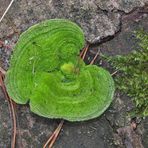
90,50 -> 100,65
81,44 -> 89,60
43,120 -> 64,148
111,70 -> 118,76
0,69 -> 17,148
0,0 -> 15,23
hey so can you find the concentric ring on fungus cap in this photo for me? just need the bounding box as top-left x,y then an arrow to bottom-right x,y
5,19 -> 115,121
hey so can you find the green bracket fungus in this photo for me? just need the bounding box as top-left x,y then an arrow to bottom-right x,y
5,19 -> 115,121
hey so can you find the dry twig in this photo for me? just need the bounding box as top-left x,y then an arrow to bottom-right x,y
0,68 -> 16,148
43,120 -> 64,148
0,0 -> 15,23
89,50 -> 100,65
0,67 -> 6,75
81,44 -> 89,60
79,47 -> 85,58
111,70 -> 118,76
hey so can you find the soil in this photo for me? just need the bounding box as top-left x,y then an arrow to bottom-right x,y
0,0 -> 148,148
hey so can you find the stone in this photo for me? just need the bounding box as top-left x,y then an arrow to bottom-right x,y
0,0 -> 121,43
96,0 -> 147,13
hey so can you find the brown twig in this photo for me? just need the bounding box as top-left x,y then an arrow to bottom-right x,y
111,70 -> 118,76
0,69 -> 16,148
10,100 -> 16,148
80,47 -> 85,58
81,44 -> 89,60
0,67 -> 6,75
43,120 -> 64,148
89,50 -> 100,65
0,0 -> 15,23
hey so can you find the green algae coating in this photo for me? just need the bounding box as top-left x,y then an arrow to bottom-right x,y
5,19 -> 115,121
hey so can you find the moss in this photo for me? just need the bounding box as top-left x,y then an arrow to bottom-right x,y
106,30 -> 148,116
